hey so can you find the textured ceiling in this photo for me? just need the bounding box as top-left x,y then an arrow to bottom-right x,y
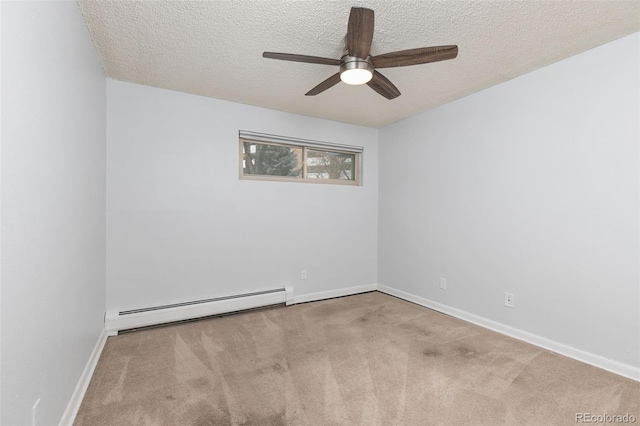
78,0 -> 640,128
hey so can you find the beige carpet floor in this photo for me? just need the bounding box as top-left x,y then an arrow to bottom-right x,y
75,292 -> 639,425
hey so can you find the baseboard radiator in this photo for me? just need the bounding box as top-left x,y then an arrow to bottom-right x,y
105,286 -> 294,335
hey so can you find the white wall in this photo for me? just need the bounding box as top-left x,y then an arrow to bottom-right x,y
379,33 -> 639,370
1,2 -> 106,425
106,80 -> 378,312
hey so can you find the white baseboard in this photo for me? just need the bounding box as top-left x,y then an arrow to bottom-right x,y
292,283 -> 377,304
377,284 -> 639,382
59,328 -> 108,426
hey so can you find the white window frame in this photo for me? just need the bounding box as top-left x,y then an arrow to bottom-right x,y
239,131 -> 362,186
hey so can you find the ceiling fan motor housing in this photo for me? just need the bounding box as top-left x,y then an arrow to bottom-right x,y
340,54 -> 374,85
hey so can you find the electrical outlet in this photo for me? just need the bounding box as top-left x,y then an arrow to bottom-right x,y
32,399 -> 40,426
300,270 -> 307,280
439,277 -> 447,290
504,292 -> 514,308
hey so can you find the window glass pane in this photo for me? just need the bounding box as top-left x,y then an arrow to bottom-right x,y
242,141 -> 302,178
306,149 -> 355,181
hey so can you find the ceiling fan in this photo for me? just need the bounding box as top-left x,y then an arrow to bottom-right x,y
263,7 -> 458,100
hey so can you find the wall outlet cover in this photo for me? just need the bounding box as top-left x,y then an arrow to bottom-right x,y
504,292 -> 515,308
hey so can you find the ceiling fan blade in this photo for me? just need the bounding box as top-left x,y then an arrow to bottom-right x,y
372,45 -> 458,68
347,7 -> 374,58
305,73 -> 342,96
367,71 -> 401,100
263,52 -> 341,66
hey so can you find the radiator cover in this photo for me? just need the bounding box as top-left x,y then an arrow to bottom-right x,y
105,286 -> 294,335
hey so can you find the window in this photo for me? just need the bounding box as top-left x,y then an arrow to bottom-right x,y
239,131 -> 362,185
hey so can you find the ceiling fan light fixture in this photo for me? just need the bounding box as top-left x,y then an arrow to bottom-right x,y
340,55 -> 374,85
340,68 -> 373,85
